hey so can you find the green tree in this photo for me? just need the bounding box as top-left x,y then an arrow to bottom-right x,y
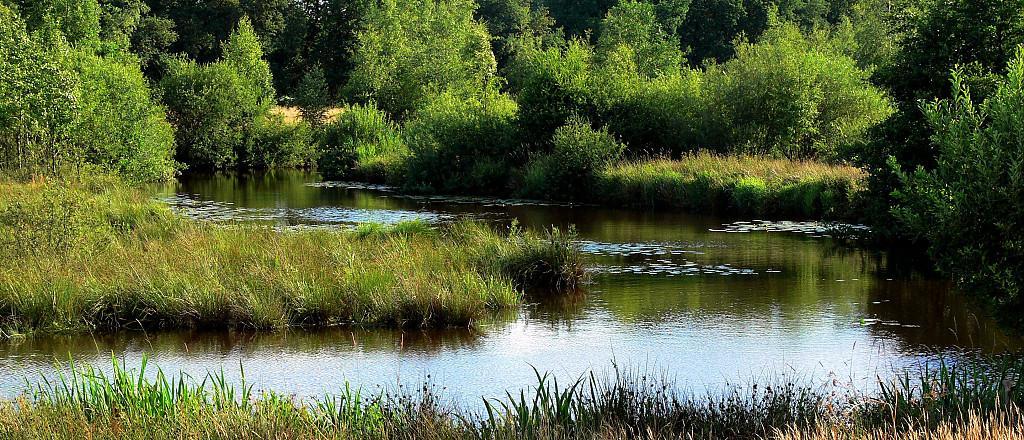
73,51 -> 178,181
596,1 -> 683,78
894,48 -> 1024,322
522,115 -> 625,199
861,0 -> 1024,232
403,90 -> 520,193
12,0 -> 101,48
294,65 -> 330,126
160,18 -> 276,169
709,21 -> 892,159
345,0 -> 498,117
0,5 -> 80,173
222,16 -> 275,108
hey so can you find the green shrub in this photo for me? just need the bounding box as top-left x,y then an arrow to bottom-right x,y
894,49 -> 1024,321
730,176 -> 768,214
708,22 -> 893,160
403,90 -> 520,193
159,17 -> 275,170
521,116 -> 624,199
73,51 -> 178,181
602,68 -> 708,156
344,0 -> 497,117
242,114 -> 316,169
506,38 -> 595,142
317,103 -> 406,181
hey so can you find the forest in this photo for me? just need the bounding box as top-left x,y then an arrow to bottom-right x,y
2,0 -> 1024,438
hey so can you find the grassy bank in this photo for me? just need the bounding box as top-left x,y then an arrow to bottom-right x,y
597,154 -> 866,219
0,358 -> 1020,439
0,175 -> 585,336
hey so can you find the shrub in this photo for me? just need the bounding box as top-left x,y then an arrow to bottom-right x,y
403,90 -> 520,193
344,0 -> 497,117
708,22 -> 892,160
601,68 -> 708,156
521,116 -> 624,199
73,51 -> 178,181
159,17 -> 275,170
506,38 -> 595,143
894,49 -> 1024,321
160,59 -> 252,168
317,103 -> 406,181
242,114 -> 316,169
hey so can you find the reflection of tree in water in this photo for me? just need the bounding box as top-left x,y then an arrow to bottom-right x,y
862,278 -> 1024,354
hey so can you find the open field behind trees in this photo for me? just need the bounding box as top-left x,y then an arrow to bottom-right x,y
0,357 -> 1022,440
0,175 -> 585,336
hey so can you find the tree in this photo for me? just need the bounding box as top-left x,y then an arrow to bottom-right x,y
0,4 -> 80,173
709,22 -> 892,159
74,51 -> 178,181
860,0 -> 1024,231
12,0 -> 101,48
894,48 -> 1024,322
344,0 -> 497,117
160,17 -> 276,169
222,16 -> 275,108
596,1 -> 683,78
294,65 -> 330,126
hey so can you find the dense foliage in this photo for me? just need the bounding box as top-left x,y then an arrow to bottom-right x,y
894,51 -> 1024,322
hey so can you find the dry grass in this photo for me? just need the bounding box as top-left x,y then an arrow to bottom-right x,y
271,105 -> 345,125
775,409 -> 1024,440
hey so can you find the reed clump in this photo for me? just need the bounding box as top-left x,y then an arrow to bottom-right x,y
0,357 -> 1021,440
0,175 -> 586,336
598,153 -> 866,219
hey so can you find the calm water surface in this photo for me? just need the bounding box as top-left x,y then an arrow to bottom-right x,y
1,171 -> 1020,402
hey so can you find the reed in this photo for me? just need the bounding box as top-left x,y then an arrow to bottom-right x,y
0,357 -> 1021,440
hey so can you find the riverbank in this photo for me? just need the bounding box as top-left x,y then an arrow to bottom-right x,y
0,175 -> 585,336
1,358 -> 1020,439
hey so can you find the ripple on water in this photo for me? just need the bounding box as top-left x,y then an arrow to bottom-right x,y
161,194 -> 450,225
308,181 -> 583,208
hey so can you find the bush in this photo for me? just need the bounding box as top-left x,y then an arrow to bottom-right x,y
403,90 -> 520,193
521,116 -> 624,199
708,22 -> 892,160
159,17 -> 275,170
242,114 -> 316,169
73,52 -> 178,181
601,68 -> 708,156
344,0 -> 497,117
317,103 -> 406,181
894,49 -> 1024,321
506,39 -> 595,143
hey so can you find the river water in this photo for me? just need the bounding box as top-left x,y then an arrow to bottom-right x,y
1,171 -> 1019,402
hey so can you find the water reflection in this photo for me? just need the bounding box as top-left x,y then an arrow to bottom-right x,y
1,170 -> 1017,401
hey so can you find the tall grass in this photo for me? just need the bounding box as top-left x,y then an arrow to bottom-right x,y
0,357 -> 1020,439
597,153 -> 867,219
0,176 -> 586,336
